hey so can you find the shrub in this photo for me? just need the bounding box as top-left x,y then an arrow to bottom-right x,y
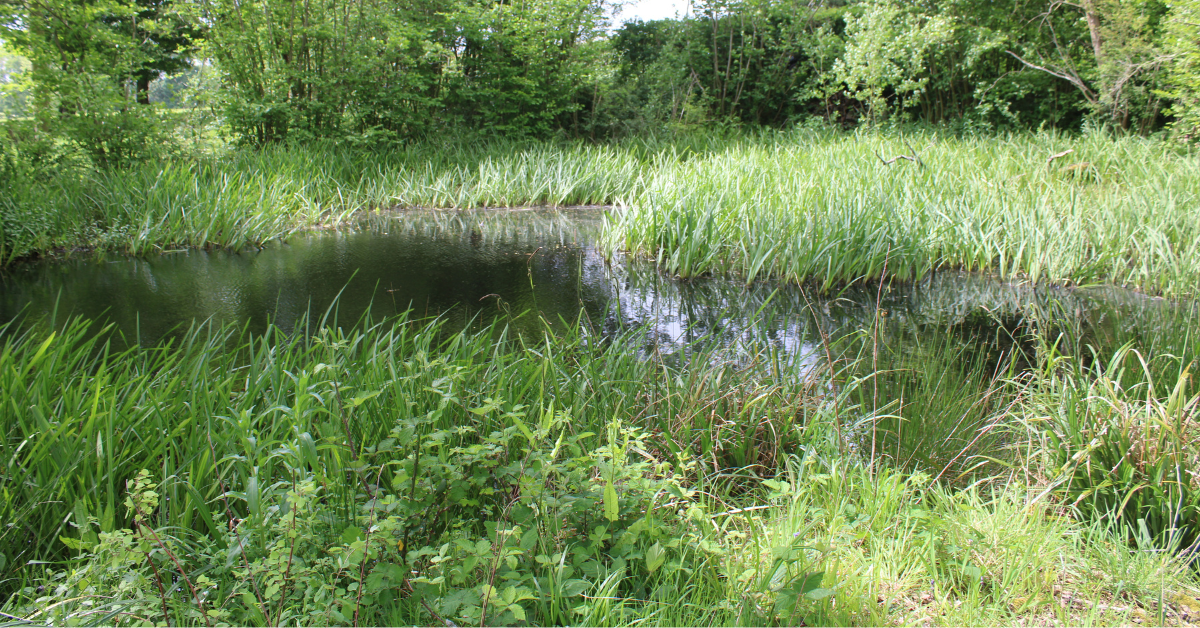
14,410 -> 721,626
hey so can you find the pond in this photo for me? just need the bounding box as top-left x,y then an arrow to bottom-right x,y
2,207 -> 1196,474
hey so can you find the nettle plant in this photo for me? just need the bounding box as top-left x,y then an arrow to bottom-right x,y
19,404 -> 721,626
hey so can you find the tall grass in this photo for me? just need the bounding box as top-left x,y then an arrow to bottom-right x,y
0,139 -> 644,263
5,128 -> 1199,295
1017,340 -> 1200,554
3,307 -> 1199,625
0,310 -> 816,603
608,129 -> 1200,296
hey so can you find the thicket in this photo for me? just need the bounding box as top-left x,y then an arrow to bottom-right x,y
1,0 -> 1199,164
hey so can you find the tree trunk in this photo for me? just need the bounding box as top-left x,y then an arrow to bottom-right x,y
137,76 -> 152,105
1083,0 -> 1103,65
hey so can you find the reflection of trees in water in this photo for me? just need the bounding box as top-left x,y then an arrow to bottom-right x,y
594,261 -> 1179,367
3,208 -> 1196,481
2,208 -> 1194,373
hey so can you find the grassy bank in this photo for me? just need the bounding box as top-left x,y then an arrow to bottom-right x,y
4,128 -> 1199,295
2,311 -> 1198,626
607,130 -> 1200,296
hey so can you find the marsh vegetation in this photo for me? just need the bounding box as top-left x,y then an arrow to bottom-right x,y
2,206 -> 1199,626
3,0 -> 1200,623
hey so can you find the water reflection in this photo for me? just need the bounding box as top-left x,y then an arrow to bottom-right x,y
2,208 -> 1195,366
2,207 -> 1197,477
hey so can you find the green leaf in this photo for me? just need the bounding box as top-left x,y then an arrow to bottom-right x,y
347,389 -> 383,409
963,562 -> 982,582
645,541 -> 665,574
804,587 -> 835,600
774,589 -> 798,615
480,584 -> 498,604
519,527 -> 537,551
508,604 -> 526,621
603,481 -> 619,522
240,593 -> 268,625
797,571 -> 825,594
246,475 -> 260,518
512,416 -> 536,444
341,526 -> 363,544
299,431 -> 320,470
561,579 -> 590,596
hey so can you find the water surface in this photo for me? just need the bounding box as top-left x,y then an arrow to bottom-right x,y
2,207 -> 1196,474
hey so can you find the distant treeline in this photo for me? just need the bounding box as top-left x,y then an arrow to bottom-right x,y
1,0 -> 1199,164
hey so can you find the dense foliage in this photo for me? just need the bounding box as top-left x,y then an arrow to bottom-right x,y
2,305 -> 1199,626
1,0 -> 1198,624
1,0 -> 1198,159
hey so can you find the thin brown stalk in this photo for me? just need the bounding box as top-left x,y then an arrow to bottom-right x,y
132,506 -> 214,628
275,469 -> 301,626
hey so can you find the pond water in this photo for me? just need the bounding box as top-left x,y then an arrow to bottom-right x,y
1,208 -> 1192,356
2,207 -> 1196,474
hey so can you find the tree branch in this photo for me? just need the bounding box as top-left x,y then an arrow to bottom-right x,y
1006,50 -> 1096,103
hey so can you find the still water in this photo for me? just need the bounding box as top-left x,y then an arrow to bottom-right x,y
2,207 -> 1196,474
1,208 -> 1194,362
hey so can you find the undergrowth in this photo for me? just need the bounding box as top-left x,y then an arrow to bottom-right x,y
2,307 -> 1200,626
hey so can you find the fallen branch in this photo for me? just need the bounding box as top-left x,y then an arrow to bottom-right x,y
875,143 -> 924,168
1046,148 -> 1074,166
875,150 -> 916,166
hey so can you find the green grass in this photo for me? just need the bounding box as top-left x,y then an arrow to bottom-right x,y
0,138 -> 644,263
2,308 -> 1199,626
4,127 -> 1200,295
0,310 -> 816,619
4,124 -> 1200,625
608,129 -> 1200,296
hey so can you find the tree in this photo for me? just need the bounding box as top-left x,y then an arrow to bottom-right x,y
0,40 -> 32,117
445,0 -> 610,136
1008,0 -> 1172,130
832,0 -> 953,122
0,0 -> 199,164
198,0 -> 452,142
1162,0 -> 1200,139
100,0 -> 200,105
607,1 -> 853,128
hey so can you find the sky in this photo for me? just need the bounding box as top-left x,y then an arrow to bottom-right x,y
614,0 -> 690,23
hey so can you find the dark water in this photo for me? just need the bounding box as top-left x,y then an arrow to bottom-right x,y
2,207 -> 1197,474
1,208 -> 1192,359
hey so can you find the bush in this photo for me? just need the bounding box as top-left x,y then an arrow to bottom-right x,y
14,409 -> 721,626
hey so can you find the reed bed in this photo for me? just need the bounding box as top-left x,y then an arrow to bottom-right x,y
608,130 -> 1200,296
4,128 -> 1199,295
0,139 -> 644,262
2,310 -> 1199,626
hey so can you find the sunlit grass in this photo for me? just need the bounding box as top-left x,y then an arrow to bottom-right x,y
608,129 -> 1200,296
2,307 -> 1199,626
4,128 -> 1199,295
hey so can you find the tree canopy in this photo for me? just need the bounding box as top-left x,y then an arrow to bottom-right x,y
1,0 -> 1197,161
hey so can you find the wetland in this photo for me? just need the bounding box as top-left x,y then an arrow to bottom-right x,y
2,134 -> 1199,627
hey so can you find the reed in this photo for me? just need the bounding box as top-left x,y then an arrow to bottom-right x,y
5,128 -> 1199,295
0,310 -> 816,605
1015,340 -> 1200,554
607,128 -> 1200,296
3,308 -> 1198,626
